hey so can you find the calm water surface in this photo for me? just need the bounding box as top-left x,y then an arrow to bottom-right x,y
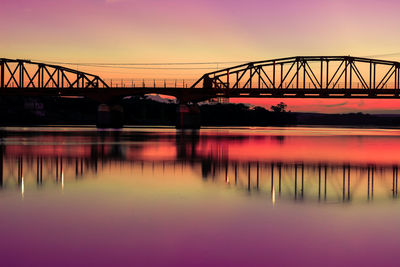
1,126 -> 400,266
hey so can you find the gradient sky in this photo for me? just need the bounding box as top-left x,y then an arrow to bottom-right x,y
2,0 -> 400,113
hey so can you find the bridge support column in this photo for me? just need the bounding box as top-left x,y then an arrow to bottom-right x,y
176,103 -> 201,129
97,104 -> 124,128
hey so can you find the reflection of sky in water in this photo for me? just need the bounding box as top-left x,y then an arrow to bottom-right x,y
0,127 -> 399,266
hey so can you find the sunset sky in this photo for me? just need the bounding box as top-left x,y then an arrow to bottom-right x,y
2,0 -> 400,113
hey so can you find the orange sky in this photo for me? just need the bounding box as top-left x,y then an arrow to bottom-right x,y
2,0 -> 400,113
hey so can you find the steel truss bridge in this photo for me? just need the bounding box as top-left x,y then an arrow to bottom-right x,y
1,56 -> 400,101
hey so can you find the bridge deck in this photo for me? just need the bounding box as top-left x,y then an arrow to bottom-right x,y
2,87 -> 400,99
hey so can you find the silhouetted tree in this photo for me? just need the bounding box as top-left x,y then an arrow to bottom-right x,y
271,102 -> 287,113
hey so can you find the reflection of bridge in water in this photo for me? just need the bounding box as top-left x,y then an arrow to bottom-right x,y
1,130 -> 399,203
201,161 -> 398,203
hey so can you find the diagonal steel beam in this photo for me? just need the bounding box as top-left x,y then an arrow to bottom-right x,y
5,62 -> 19,88
278,61 -> 296,89
376,65 -> 395,89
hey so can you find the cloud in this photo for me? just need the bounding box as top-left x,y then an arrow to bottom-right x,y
324,102 -> 348,108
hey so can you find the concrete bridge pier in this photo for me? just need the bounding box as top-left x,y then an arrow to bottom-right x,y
97,104 -> 124,129
176,103 -> 201,129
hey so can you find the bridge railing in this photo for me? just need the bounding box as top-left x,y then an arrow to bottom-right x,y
102,78 -> 198,88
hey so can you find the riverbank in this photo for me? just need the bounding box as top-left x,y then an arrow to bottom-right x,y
1,96 -> 400,127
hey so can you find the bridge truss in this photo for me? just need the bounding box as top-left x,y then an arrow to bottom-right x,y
0,58 -> 108,92
192,56 -> 400,98
2,56 -> 400,100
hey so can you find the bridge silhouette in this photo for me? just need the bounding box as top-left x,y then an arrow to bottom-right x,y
2,56 -> 400,128
1,56 -> 400,101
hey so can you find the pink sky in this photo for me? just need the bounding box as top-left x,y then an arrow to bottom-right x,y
2,0 -> 400,113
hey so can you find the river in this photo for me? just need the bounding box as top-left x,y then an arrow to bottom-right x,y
0,126 -> 399,266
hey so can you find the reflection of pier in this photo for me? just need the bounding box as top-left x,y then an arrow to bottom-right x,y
1,153 -> 399,203
0,130 -> 399,203
197,160 -> 399,203
0,155 -> 94,190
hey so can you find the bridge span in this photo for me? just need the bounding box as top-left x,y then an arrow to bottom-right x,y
1,56 -> 400,127
1,56 -> 400,99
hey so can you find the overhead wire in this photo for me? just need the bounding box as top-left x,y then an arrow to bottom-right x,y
32,53 -> 400,77
33,59 -> 250,70
364,52 -> 400,58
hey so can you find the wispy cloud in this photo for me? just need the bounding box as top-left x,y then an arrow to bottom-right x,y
324,102 -> 348,108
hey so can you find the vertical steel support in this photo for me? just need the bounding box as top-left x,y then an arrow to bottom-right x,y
373,63 -> 376,89
57,69 -> 60,88
257,68 -> 260,89
397,67 -> 400,90
227,70 -> 230,89
38,65 -> 41,88
326,60 -> 329,89
296,60 -> 299,89
20,62 -> 24,88
396,66 -> 399,91
303,59 -> 306,89
344,59 -> 348,89
280,63 -> 283,89
369,62 -> 372,89
41,66 -> 44,88
236,72 -> 239,89
273,61 -> 276,88
320,58 -> 323,89
349,60 -> 352,89
249,68 -> 252,88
